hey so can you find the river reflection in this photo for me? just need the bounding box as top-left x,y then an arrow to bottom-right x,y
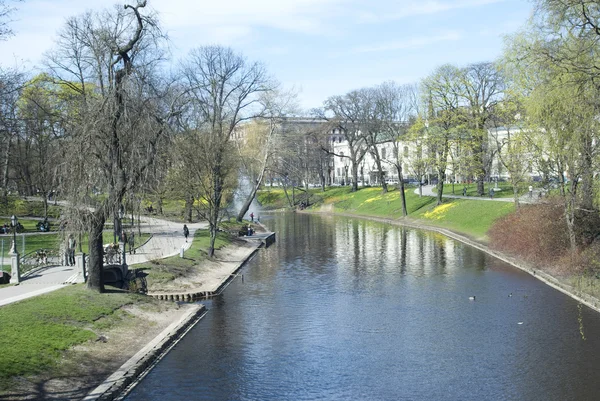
126,213 -> 600,401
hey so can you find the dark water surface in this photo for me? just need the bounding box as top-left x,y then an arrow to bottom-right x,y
125,214 -> 600,401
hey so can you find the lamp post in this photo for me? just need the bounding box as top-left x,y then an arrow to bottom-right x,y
9,215 -> 20,283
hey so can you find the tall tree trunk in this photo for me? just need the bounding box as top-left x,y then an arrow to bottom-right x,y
2,136 -> 11,200
396,164 -> 407,217
157,196 -> 164,215
282,179 -> 293,207
375,157 -> 388,193
208,164 -> 223,258
436,141 -> 449,205
43,192 -> 49,218
351,162 -> 359,192
86,211 -> 106,292
580,135 -> 594,211
184,194 -> 193,223
436,173 -> 445,206
237,165 -> 267,222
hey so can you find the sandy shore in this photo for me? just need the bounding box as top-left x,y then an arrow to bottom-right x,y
146,238 -> 259,301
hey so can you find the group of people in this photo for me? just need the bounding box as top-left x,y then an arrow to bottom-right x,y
35,249 -> 48,265
120,231 -> 136,254
36,218 -> 50,232
0,222 -> 23,234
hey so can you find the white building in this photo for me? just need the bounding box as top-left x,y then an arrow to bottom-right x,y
331,126 -> 543,186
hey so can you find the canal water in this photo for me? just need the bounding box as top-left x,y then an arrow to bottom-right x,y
125,213 -> 600,401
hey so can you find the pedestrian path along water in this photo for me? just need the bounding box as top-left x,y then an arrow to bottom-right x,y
0,216 -> 207,306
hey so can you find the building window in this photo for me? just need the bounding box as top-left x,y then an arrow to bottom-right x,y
403,146 -> 409,157
337,168 -> 341,176
381,148 -> 386,159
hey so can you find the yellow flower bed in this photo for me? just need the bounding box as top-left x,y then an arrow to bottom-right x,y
423,203 -> 456,220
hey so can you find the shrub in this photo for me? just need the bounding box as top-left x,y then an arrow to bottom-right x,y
558,243 -> 600,277
488,197 -> 570,265
574,208 -> 600,246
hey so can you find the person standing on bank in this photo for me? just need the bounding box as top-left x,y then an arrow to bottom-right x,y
250,212 -> 254,222
68,234 -> 76,266
183,224 -> 189,242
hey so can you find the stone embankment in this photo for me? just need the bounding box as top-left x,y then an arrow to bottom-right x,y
84,305 -> 207,401
87,225 -> 275,401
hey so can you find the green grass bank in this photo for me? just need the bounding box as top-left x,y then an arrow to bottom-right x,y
0,286 -> 158,390
257,186 -> 515,241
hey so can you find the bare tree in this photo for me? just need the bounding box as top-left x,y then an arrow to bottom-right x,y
0,0 -> 22,40
180,46 -> 272,257
377,81 -> 416,216
422,65 -> 463,205
323,91 -> 369,192
0,67 -> 24,201
359,87 -> 389,193
46,1 -> 177,292
458,62 -> 505,195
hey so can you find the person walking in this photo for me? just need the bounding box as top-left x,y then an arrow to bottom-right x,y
183,224 -> 189,242
128,231 -> 135,254
529,185 -> 533,198
250,212 -> 254,222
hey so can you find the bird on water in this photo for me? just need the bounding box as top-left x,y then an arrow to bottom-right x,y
469,296 -> 476,301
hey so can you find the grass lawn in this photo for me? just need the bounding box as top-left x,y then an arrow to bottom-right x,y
413,198 -> 515,240
435,182 -> 517,198
256,189 -> 291,210
0,285 -> 156,388
257,185 -> 515,241
134,229 -> 232,287
0,197 -> 61,219
140,198 -> 209,222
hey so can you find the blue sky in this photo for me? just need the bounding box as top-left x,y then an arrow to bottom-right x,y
0,0 -> 533,111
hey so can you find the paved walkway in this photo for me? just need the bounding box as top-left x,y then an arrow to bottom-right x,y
415,185 -> 541,204
0,217 -> 207,306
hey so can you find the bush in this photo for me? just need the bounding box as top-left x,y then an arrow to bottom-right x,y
574,208 -> 600,246
488,197 -> 570,265
560,243 -> 600,277
489,196 -> 600,276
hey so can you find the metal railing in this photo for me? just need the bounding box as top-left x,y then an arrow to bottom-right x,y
19,248 -> 62,275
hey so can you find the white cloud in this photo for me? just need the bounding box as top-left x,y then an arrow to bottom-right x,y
352,31 -> 462,53
152,0 -> 349,38
357,0 -> 506,23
